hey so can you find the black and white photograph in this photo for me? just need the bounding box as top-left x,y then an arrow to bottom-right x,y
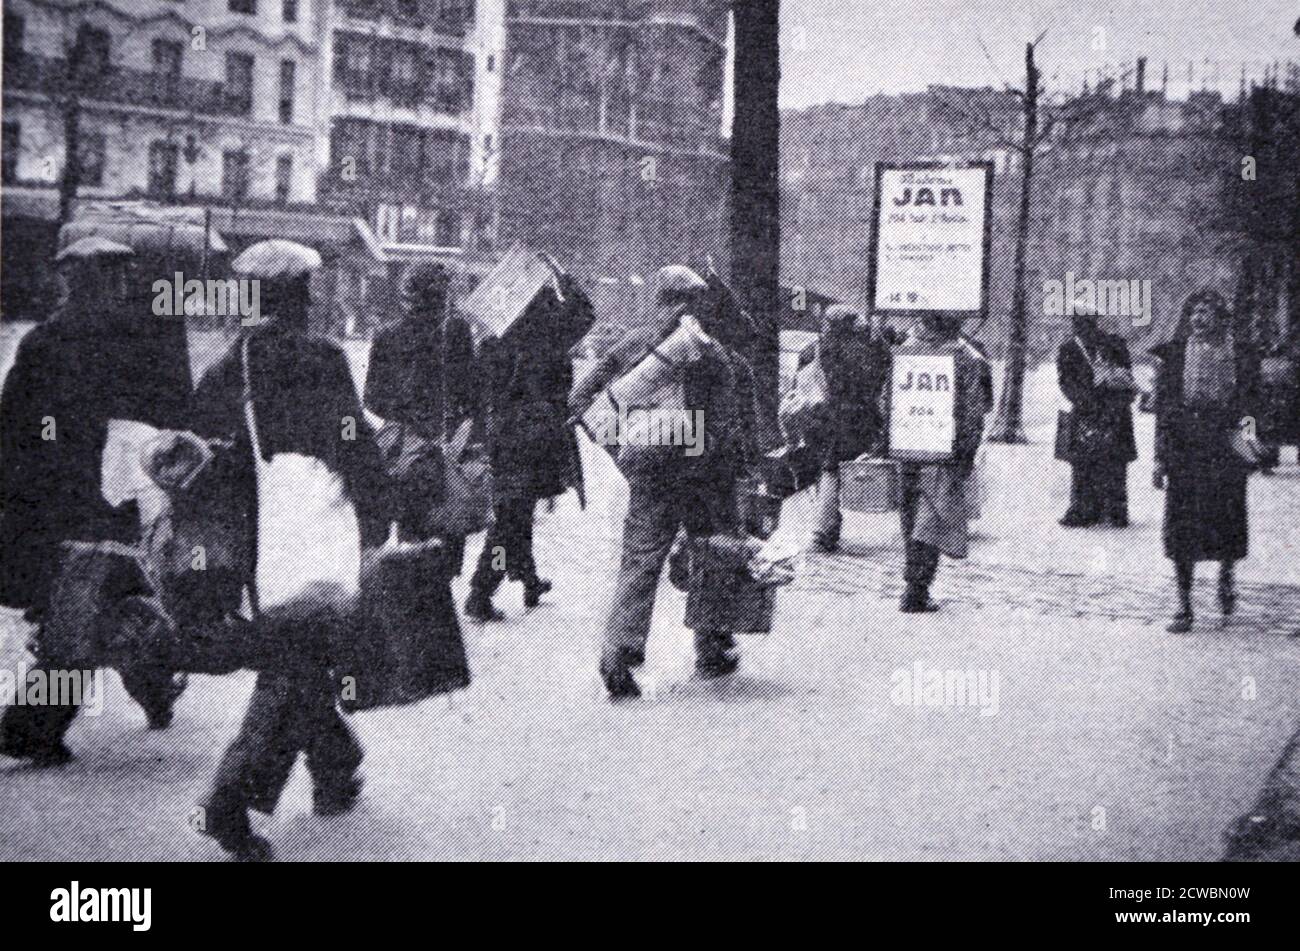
0,0 -> 1298,920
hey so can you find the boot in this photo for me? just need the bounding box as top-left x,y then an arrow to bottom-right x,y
599,649 -> 642,701
464,590 -> 504,622
900,583 -> 939,613
1218,568 -> 1236,621
314,774 -> 364,817
522,577 -> 552,609
201,795 -> 274,863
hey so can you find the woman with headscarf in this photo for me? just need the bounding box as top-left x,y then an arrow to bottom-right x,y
187,247 -> 387,860
1150,289 -> 1260,633
1056,310 -> 1138,527
465,272 -> 593,621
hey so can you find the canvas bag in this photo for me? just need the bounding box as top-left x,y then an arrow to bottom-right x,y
242,338 -> 362,615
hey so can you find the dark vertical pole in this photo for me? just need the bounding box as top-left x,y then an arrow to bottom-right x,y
729,0 -> 782,440
990,41 -> 1037,444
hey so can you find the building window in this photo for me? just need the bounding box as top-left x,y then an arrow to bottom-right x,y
4,14 -> 24,66
148,141 -> 179,197
72,26 -> 111,82
2,123 -> 19,184
78,132 -> 106,187
283,0 -> 298,23
279,59 -> 296,123
223,150 -> 251,201
152,39 -> 184,80
275,154 -> 292,204
229,0 -> 257,14
225,52 -> 254,114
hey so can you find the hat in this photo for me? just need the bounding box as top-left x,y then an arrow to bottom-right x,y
653,265 -> 707,305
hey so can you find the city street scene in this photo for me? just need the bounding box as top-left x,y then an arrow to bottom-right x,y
1,0 -> 1299,876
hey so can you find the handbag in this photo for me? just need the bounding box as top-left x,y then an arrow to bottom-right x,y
422,419 -> 492,536
339,528 -> 471,712
242,337 -> 362,615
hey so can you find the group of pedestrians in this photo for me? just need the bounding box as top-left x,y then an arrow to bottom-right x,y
1054,290 -> 1269,634
0,230 -> 1282,860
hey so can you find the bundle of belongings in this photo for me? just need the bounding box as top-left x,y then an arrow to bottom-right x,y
664,478 -> 799,636
42,425 -> 469,708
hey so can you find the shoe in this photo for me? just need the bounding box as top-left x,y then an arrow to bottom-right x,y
599,653 -> 642,700
811,534 -> 839,554
202,804 -> 274,863
1108,516 -> 1130,529
900,585 -> 940,613
695,650 -> 740,680
145,708 -> 174,731
464,592 -> 504,622
314,774 -> 364,817
29,742 -> 75,768
522,577 -> 552,609
1058,515 -> 1098,528
1166,611 -> 1194,634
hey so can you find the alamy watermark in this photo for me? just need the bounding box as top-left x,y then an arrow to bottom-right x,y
151,273 -> 262,325
1043,271 -> 1152,327
890,662 -> 1000,717
1,664 -> 105,716
589,406 -> 705,457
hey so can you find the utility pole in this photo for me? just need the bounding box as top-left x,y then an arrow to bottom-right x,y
729,0 -> 782,437
988,40 -> 1038,444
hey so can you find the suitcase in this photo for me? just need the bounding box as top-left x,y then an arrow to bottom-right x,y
839,457 -> 900,513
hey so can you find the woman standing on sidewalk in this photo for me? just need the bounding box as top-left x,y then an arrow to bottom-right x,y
1150,289 -> 1261,633
1056,310 -> 1138,528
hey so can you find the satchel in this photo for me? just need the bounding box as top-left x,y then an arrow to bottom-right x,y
423,419 -> 492,536
338,529 -> 471,712
242,338 -> 362,615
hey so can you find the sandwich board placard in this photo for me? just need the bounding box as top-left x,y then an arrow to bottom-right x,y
888,352 -> 957,461
867,162 -> 993,319
462,243 -> 554,343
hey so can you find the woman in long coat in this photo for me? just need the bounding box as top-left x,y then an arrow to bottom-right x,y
465,279 -> 593,621
1151,289 -> 1260,633
1057,311 -> 1138,527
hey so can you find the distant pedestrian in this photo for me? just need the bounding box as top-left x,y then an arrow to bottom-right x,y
810,304 -> 890,552
1150,289 -> 1260,633
1056,311 -> 1138,528
465,271 -> 593,621
365,263 -> 478,572
889,313 -> 987,613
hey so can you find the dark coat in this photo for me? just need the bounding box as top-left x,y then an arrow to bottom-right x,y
364,311 -> 476,440
814,324 -> 889,467
1151,334 -> 1259,562
189,326 -> 389,558
0,308 -> 191,610
1057,331 -> 1138,464
484,285 -> 593,502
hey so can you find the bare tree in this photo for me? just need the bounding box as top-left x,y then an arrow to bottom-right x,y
930,37 -> 1105,443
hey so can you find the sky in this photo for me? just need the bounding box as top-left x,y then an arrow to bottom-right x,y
774,0 -> 1300,107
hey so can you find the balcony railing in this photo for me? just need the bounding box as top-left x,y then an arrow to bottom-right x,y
3,54 -> 251,118
339,0 -> 475,37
